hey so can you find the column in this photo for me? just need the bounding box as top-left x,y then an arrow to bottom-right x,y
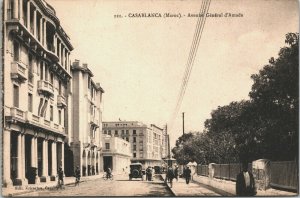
33,9 -> 37,37
21,134 -> 27,184
51,142 -> 57,181
58,42 -> 62,65
61,46 -> 66,69
53,35 -> 57,54
61,142 -> 64,172
39,17 -> 43,43
27,0 -> 30,29
19,0 -> 23,24
3,130 -> 12,187
43,19 -> 46,47
41,139 -> 48,182
15,133 -> 22,184
35,137 -> 39,184
31,136 -> 35,167
13,0 -> 19,19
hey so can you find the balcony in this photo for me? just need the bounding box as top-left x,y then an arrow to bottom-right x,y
57,95 -> 67,108
38,80 -> 54,97
11,61 -> 27,83
90,116 -> 99,127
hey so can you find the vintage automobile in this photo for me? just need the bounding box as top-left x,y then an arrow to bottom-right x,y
129,163 -> 144,180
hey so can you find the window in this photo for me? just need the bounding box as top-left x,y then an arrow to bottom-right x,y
50,73 -> 54,84
50,106 -> 53,121
105,143 -> 110,149
133,153 -> 136,158
40,62 -> 44,80
7,0 -> 13,19
126,137 -> 129,142
108,130 -> 111,135
126,130 -> 129,135
28,54 -> 33,83
58,110 -> 61,124
45,64 -> 48,81
133,130 -> 136,135
13,41 -> 19,61
88,77 -> 91,89
59,80 -> 62,95
13,85 -> 19,108
122,130 -> 124,135
133,145 -> 136,151
104,130 -> 107,134
115,130 -> 118,135
28,93 -> 33,112
133,137 -> 136,143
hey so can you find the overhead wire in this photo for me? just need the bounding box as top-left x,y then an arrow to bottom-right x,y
168,0 -> 212,132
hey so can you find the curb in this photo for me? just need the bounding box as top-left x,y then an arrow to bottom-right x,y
157,174 -> 176,197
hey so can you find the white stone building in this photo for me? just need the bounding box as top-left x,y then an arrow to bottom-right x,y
3,0 -> 73,186
103,121 -> 167,168
70,60 -> 104,177
101,135 -> 132,173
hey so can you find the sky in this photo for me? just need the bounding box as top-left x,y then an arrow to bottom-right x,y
48,0 -> 298,147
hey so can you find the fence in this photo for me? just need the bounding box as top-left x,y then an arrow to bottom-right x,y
197,165 -> 209,176
270,161 -> 298,191
197,163 -> 252,181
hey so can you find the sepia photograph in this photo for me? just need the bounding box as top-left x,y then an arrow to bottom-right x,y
1,0 -> 299,196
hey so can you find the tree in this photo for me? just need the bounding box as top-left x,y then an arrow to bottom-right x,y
249,32 -> 299,160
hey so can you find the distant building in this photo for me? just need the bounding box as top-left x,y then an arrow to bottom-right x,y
3,0 -> 73,186
103,121 -> 167,168
101,135 -> 132,172
70,60 -> 104,177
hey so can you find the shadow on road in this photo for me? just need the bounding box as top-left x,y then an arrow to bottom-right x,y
135,182 -> 174,197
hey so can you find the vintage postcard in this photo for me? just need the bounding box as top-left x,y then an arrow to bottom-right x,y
1,0 -> 298,197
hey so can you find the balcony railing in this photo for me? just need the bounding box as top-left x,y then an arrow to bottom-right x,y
10,107 -> 25,120
38,80 -> 54,97
90,116 -> 99,127
57,95 -> 67,107
11,61 -> 27,83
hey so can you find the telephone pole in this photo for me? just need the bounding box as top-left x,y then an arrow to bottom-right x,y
182,112 -> 185,135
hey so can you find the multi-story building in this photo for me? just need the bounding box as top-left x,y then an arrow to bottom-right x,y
70,60 -> 104,177
3,0 -> 73,187
161,125 -> 169,159
102,121 -> 167,168
101,135 -> 132,172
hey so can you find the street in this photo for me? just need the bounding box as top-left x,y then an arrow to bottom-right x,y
18,174 -> 174,197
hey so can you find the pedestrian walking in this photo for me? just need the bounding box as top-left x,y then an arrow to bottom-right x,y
146,166 -> 152,181
74,166 -> 81,186
106,167 -> 112,179
184,166 -> 191,184
57,166 -> 64,189
174,166 -> 179,181
236,161 -> 256,196
166,166 -> 175,188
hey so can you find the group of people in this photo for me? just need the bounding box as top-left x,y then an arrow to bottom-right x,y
164,165 -> 192,188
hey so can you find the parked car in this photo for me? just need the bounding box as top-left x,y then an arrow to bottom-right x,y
129,163 -> 144,180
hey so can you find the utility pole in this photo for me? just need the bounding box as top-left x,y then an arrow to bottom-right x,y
182,112 -> 185,135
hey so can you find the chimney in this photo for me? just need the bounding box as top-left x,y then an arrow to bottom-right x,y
82,63 -> 88,69
73,59 -> 80,67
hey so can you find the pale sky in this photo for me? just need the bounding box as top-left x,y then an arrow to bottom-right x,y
48,0 -> 298,147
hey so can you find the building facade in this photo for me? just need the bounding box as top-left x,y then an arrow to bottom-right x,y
3,0 -> 73,187
70,60 -> 104,177
101,135 -> 132,173
102,121 -> 167,168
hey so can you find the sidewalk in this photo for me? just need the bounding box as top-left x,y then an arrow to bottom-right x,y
161,174 -> 222,196
2,173 -> 106,197
193,175 -> 298,196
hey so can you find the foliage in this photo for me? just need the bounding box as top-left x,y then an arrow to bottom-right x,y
172,33 -> 299,164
